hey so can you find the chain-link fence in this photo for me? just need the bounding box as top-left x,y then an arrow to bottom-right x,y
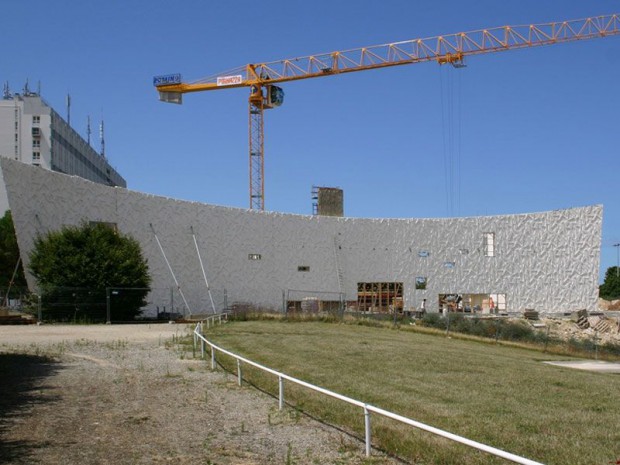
1,286 -> 189,323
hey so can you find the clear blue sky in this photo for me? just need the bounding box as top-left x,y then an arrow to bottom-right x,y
3,1 -> 619,280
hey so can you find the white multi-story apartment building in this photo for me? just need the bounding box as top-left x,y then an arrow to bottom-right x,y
0,85 -> 126,213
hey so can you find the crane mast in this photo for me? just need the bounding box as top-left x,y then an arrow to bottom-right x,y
154,14 -> 620,210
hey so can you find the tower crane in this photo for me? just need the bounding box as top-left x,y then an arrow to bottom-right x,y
154,14 -> 619,210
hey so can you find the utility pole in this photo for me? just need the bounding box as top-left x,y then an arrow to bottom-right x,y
614,243 -> 620,277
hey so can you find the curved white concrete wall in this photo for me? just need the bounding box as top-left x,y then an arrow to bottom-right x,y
2,158 -> 602,315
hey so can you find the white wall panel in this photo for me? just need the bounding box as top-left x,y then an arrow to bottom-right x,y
2,158 -> 602,315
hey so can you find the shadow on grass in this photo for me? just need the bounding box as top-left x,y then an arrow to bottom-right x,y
0,353 -> 62,464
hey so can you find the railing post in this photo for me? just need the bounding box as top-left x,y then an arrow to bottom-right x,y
364,405 -> 371,457
279,375 -> 284,410
201,338 -> 205,359
237,359 -> 242,386
211,346 -> 216,370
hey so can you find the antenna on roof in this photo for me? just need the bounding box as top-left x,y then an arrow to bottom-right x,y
23,79 -> 30,95
87,115 -> 91,145
66,94 -> 71,125
37,81 -> 41,96
2,82 -> 11,100
99,119 -> 106,159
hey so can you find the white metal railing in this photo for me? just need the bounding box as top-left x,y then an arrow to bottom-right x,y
193,323 -> 544,465
201,312 -> 228,328
193,314 -> 228,351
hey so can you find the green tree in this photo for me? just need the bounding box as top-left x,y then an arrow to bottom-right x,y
29,222 -> 151,321
0,211 -> 27,300
600,266 -> 620,300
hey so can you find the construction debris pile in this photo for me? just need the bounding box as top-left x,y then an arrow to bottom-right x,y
540,308 -> 620,346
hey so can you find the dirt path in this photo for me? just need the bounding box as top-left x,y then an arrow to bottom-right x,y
0,324 -> 398,464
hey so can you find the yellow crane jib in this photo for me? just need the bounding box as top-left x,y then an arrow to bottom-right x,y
153,14 -> 620,209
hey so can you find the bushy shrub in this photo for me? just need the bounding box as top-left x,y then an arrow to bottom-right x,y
601,340 -> 620,357
29,222 -> 150,322
420,312 -> 444,329
420,313 -> 542,343
499,320 -> 535,341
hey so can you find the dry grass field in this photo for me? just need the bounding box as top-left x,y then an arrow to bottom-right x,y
0,323 -> 399,465
203,319 -> 620,465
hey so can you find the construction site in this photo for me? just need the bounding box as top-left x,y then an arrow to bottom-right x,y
3,14 -> 620,327
2,7 -> 620,465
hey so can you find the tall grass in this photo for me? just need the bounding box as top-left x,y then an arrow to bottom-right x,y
203,320 -> 620,465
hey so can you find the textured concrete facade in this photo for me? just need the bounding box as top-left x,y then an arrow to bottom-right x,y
1,158 -> 602,315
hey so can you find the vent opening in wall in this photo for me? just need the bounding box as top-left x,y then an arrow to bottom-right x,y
418,250 -> 430,258
248,254 -> 261,260
298,266 -> 310,272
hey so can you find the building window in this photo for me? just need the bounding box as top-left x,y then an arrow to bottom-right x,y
443,261 -> 456,269
248,254 -> 261,260
415,277 -> 427,290
357,282 -> 403,313
488,293 -> 507,312
32,152 -> 40,161
32,127 -> 41,136
298,266 -> 310,272
483,232 -> 495,257
33,140 -> 40,148
33,116 -> 40,124
418,250 -> 430,258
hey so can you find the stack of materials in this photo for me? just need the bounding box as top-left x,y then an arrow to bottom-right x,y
571,309 -> 590,329
588,315 -> 615,334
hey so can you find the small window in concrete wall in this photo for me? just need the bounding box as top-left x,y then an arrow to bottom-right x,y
418,250 -> 430,258
483,232 -> 495,257
248,254 -> 261,260
443,261 -> 456,269
357,282 -> 403,313
298,266 -> 310,272
415,277 -> 427,290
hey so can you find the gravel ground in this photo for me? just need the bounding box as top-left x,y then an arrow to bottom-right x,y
0,324 -> 400,465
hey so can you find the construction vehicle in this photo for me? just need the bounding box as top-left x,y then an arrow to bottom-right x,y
154,14 -> 619,210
